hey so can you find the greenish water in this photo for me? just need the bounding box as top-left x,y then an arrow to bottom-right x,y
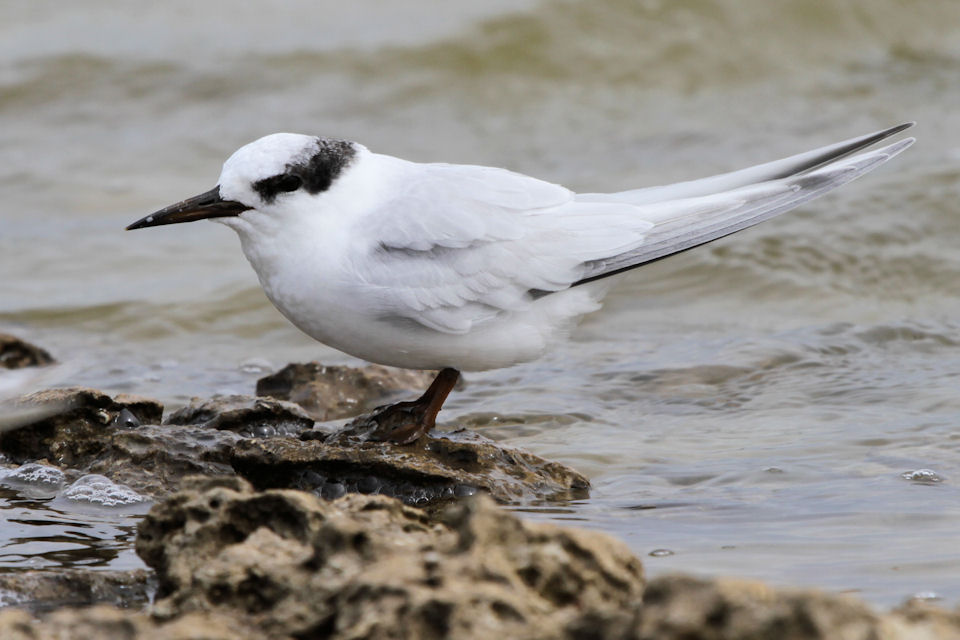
2,0 -> 959,607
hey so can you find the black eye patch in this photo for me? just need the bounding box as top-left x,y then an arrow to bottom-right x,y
252,173 -> 303,203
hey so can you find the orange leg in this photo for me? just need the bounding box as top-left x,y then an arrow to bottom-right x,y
357,368 -> 460,444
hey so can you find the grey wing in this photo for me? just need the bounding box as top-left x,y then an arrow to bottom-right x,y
572,125 -> 915,286
354,164 -> 653,334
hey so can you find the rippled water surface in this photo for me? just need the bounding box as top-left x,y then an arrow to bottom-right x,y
2,0 -> 960,608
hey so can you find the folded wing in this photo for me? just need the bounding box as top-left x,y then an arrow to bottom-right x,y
355,124 -> 914,333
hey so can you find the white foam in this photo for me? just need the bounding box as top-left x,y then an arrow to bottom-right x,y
4,462 -> 66,487
62,474 -> 145,507
0,462 -> 66,498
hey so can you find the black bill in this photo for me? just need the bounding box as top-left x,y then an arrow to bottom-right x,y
126,186 -> 250,230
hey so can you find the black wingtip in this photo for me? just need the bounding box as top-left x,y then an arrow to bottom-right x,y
876,122 -> 915,140
770,121 -> 916,181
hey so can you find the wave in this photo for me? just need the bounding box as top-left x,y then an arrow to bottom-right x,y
365,0 -> 960,89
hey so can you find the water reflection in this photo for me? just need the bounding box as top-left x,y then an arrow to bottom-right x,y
0,486 -> 147,573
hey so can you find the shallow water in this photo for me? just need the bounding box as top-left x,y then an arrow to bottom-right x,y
2,0 -> 960,608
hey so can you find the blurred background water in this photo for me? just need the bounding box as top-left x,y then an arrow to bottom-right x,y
1,0 -> 959,607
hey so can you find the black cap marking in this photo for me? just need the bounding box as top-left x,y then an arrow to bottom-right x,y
253,138 -> 357,204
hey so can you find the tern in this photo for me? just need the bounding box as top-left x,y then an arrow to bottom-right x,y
128,123 -> 914,443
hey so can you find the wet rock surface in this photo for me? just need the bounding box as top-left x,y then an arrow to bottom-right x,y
137,477 -> 644,639
0,570 -> 153,614
0,388 -> 163,467
256,362 -> 438,420
0,334 -> 54,370
165,395 -> 314,437
87,423 -> 241,499
1,385 -> 588,506
0,388 -> 237,499
233,428 -> 590,506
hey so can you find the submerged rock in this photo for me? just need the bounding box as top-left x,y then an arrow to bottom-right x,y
232,427 -> 590,506
136,477 -> 644,639
0,334 -> 54,370
0,570 -> 153,614
256,362 -> 438,420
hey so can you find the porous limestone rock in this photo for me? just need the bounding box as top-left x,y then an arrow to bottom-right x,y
136,476 -> 644,639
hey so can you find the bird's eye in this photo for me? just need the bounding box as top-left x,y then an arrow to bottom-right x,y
274,174 -> 302,192
252,173 -> 303,203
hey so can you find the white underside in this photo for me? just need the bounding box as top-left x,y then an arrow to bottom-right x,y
265,276 -> 608,371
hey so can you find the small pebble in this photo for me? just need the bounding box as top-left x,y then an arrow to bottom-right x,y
111,408 -> 141,429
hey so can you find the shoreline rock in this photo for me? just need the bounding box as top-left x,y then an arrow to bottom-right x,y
232,428 -> 589,506
0,388 -> 163,468
1,386 -> 588,506
0,334 -> 54,370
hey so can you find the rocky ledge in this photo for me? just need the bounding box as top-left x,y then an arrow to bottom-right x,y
1,478 -> 958,639
1,380 -> 588,505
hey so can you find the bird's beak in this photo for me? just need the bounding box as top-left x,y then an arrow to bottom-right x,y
126,186 -> 250,230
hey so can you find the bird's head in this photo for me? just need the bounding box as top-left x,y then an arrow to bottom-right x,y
127,133 -> 360,233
